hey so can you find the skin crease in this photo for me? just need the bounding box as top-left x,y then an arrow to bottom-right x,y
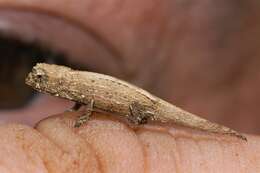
0,0 -> 259,172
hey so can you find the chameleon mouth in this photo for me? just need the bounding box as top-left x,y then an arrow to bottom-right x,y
25,65 -> 47,91
25,72 -> 40,91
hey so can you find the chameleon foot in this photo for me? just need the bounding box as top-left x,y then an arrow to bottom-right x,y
74,112 -> 91,127
74,100 -> 94,127
129,102 -> 155,124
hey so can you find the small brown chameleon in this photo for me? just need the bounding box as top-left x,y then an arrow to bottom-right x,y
25,63 -> 246,141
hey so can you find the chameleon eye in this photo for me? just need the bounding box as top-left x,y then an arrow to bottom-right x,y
36,74 -> 43,79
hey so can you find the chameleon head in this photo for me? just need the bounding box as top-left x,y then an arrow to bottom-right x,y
25,63 -> 71,95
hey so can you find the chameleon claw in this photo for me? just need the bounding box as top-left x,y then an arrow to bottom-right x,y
74,114 -> 90,127
74,100 -> 94,127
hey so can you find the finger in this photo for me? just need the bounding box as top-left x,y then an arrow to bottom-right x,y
35,111 -> 260,173
1,112 -> 260,173
36,111 -> 145,173
138,126 -> 259,173
0,117 -> 100,173
0,124 -> 63,173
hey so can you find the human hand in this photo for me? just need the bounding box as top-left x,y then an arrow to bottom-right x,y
1,111 -> 260,173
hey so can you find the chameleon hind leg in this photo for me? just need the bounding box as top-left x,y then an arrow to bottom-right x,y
74,100 -> 94,127
128,102 -> 155,125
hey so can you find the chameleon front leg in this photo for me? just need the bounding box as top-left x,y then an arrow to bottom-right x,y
70,102 -> 83,111
74,100 -> 95,127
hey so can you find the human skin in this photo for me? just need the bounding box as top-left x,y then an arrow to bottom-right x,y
0,0 -> 260,172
